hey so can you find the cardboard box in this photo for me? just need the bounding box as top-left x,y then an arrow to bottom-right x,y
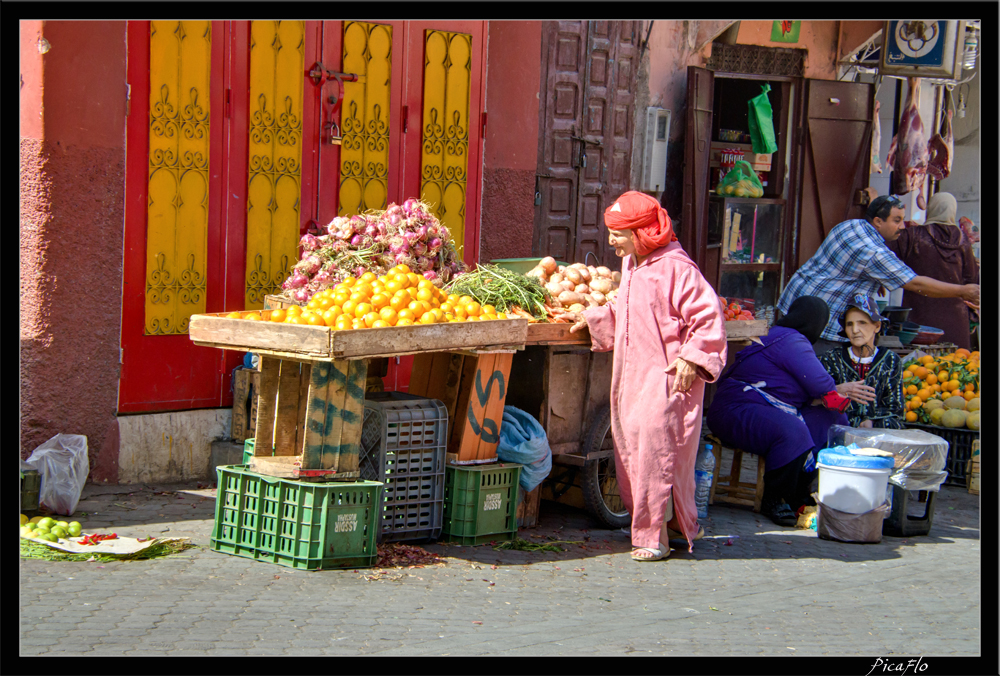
709,142 -> 773,171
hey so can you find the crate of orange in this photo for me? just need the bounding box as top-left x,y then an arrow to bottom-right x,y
189,265 -> 529,361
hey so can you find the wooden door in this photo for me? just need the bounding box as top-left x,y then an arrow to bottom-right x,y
679,65 -> 715,276
533,21 -> 640,268
795,78 -> 874,268
121,21 -> 322,413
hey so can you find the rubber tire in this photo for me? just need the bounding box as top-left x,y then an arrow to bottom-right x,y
581,406 -> 630,528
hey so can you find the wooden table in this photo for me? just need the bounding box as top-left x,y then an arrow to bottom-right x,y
189,306 -> 527,481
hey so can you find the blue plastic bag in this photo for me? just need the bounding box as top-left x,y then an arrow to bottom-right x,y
496,406 -> 552,495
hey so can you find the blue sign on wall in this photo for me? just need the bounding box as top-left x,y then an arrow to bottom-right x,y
880,21 -> 963,79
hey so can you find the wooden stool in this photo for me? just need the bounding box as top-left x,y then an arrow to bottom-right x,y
705,434 -> 765,513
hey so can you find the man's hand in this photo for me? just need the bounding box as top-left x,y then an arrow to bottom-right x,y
668,358 -> 698,394
836,381 -> 877,404
859,419 -> 874,429
568,314 -> 588,334
960,284 -> 980,305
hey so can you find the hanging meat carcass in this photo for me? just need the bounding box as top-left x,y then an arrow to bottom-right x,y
870,100 -> 883,174
927,106 -> 954,181
886,77 -> 930,209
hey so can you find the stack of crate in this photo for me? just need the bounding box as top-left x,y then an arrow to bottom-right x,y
967,439 -> 980,495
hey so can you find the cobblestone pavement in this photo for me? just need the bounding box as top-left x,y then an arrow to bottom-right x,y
19,480 -> 982,661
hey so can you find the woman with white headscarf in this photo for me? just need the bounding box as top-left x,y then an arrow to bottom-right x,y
887,192 -> 979,349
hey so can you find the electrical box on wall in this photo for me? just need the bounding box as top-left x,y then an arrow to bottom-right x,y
641,107 -> 671,193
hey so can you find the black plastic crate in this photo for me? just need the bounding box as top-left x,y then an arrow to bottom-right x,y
903,423 -> 978,487
361,392 -> 448,542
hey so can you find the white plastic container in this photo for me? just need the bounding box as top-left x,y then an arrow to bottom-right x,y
817,449 -> 893,514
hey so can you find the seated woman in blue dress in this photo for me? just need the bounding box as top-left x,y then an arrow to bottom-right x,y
705,296 -> 876,526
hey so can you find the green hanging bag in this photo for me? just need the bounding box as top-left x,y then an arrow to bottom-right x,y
748,84 -> 778,155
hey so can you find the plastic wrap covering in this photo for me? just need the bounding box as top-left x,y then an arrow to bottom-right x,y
827,425 -> 948,491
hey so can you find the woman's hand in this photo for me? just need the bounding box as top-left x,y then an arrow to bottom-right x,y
568,313 -> 588,334
668,358 -> 699,394
836,381 -> 877,404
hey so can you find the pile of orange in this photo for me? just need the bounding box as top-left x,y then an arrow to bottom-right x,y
225,265 -> 506,330
901,349 -> 980,423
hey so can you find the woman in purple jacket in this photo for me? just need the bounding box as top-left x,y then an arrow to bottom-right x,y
705,297 -> 875,526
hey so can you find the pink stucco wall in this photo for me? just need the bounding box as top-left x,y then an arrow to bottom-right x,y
480,21 -> 542,264
20,21 -> 127,483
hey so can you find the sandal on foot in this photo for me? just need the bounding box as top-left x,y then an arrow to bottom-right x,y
666,525 -> 705,543
631,545 -> 669,561
766,502 -> 798,528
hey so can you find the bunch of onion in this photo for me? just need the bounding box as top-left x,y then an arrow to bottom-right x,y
280,199 -> 467,303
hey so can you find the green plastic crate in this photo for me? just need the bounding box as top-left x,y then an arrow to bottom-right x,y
211,465 -> 382,570
490,258 -> 570,275
20,469 -> 41,514
242,437 -> 276,465
442,463 -> 521,545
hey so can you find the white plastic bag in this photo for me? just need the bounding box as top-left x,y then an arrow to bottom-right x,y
25,434 -> 91,515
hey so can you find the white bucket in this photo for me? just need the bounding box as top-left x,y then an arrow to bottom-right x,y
817,462 -> 891,514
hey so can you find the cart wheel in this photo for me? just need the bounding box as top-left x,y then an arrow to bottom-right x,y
581,406 -> 630,528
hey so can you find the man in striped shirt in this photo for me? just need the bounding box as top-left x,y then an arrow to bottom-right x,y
777,195 -> 980,356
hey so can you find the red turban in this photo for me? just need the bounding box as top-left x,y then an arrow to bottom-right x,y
604,191 -> 678,257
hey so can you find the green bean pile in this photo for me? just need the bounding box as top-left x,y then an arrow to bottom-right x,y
445,264 -> 550,318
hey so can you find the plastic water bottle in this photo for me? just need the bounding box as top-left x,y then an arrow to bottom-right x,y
694,444 -> 716,519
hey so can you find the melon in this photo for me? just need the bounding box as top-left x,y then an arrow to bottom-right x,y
940,409 -> 968,428
966,397 -> 980,412
966,411 -> 980,431
922,399 -> 945,412
943,396 -> 967,410
929,407 -> 947,426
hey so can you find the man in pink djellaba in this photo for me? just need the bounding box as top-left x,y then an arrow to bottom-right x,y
571,191 -> 728,561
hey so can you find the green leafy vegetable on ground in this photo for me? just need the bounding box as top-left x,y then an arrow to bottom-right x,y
19,538 -> 196,562
492,537 -> 582,552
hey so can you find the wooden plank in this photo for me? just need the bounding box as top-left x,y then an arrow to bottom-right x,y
232,368 -> 251,443
254,357 -> 280,455
294,363 -> 312,456
301,359 -> 367,473
408,353 -> 435,395
549,441 -> 582,455
449,355 -> 479,455
329,318 -> 528,358
516,485 -> 541,529
724,319 -> 768,339
457,353 -> 496,462
476,352 -> 513,462
248,369 -> 260,442
274,361 -> 303,456
546,351 -> 590,446
525,322 -> 590,345
582,351 -> 613,434
189,313 -> 332,355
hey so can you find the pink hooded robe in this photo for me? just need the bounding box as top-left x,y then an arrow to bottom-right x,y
583,241 -> 728,552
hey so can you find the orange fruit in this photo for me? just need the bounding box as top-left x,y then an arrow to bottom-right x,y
226,311 -> 242,319
341,299 -> 357,317
458,295 -> 474,306
396,317 -> 414,326
440,302 -> 454,314
359,272 -> 377,283
333,293 -> 351,307
418,313 -> 436,325
905,384 -> 918,396
285,305 -> 302,316
481,305 -> 497,316
372,319 -> 390,328
936,370 -> 949,382
902,369 -> 914,380
947,379 -> 961,392
395,264 -> 412,275
964,383 -> 975,392
407,301 -> 425,319
335,315 -> 352,330
379,306 -> 398,323
908,396 -> 922,409
267,308 -> 286,323
407,287 -> 419,300
429,308 -> 445,322
371,293 -> 390,310
455,305 -> 468,319
406,273 -> 421,287
417,279 -> 434,289
322,307 -> 343,325
444,313 -> 455,322
963,390 -> 976,402
342,276 -> 357,288
306,313 -> 325,327
355,283 -> 374,298
418,300 -> 432,314
910,366 -> 928,379
397,308 -> 416,323
916,388 -> 931,401
392,273 -> 410,287
245,313 -> 263,321
465,302 -> 482,317
447,294 -> 460,305
905,411 -> 918,423
390,295 -> 409,312
416,288 -> 434,302
466,315 -> 480,322
919,355 -> 934,365
354,303 -> 373,319
385,280 -> 403,295
315,297 -> 333,311
363,312 -> 379,328
482,313 -> 498,321
289,316 -> 308,325
497,312 -> 508,319
924,373 -> 937,386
